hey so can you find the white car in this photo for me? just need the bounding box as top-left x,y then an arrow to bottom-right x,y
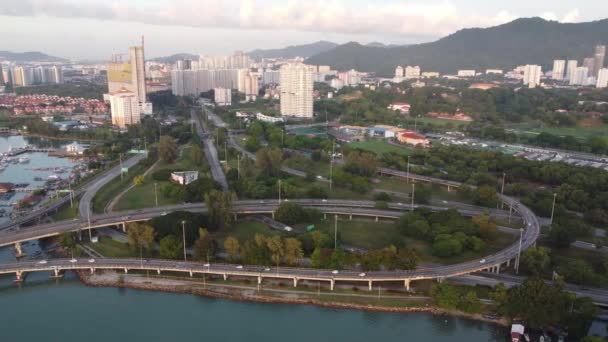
479,259 -> 486,264
321,199 -> 328,202
284,226 -> 293,232
38,260 -> 48,264
161,212 -> 168,216
69,258 -> 78,263
264,268 -> 271,272
88,259 -> 95,263
122,216 -> 131,220
358,272 -> 366,277
317,175 -> 323,179
332,270 -> 339,274
203,263 -> 210,267
236,265 -> 243,269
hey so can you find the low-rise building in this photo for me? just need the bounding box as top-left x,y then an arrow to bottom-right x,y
397,131 -> 430,147
170,171 -> 199,185
256,113 -> 284,123
388,102 -> 411,114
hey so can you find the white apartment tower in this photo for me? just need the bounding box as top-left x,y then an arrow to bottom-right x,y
597,68 -> 608,89
395,66 -> 404,78
523,65 -> 542,88
214,88 -> 232,106
405,66 -> 421,79
552,60 -> 565,80
280,63 -> 314,118
570,67 -> 589,86
129,45 -> 147,104
109,88 -> 141,128
244,73 -> 259,102
565,60 -> 578,80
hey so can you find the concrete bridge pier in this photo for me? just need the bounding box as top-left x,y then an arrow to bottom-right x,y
447,185 -> 451,192
189,270 -> 193,277
223,274 -> 227,281
349,214 -> 352,220
157,269 -> 161,274
14,271 -> 24,283
368,280 -> 373,291
257,276 -> 262,285
121,223 -> 126,232
375,216 -> 379,222
330,279 -> 335,291
50,268 -> 64,279
437,277 -> 444,283
14,242 -> 26,258
324,213 -> 327,220
404,279 -> 411,291
123,268 -> 128,273
293,278 -> 298,287
506,259 -> 510,267
90,268 -> 95,275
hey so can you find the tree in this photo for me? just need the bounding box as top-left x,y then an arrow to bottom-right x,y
430,282 -> 459,310
474,185 -> 498,207
190,144 -> 205,165
504,278 -> 567,329
274,202 -> 307,225
58,232 -> 76,249
255,148 -> 283,177
472,214 -> 497,240
159,135 -> 178,163
205,190 -> 236,229
283,238 -> 303,266
224,236 -> 240,261
193,228 -> 216,261
159,235 -> 182,259
266,235 -> 285,267
126,222 -> 156,253
490,283 -> 509,313
548,224 -> 576,248
312,230 -> 331,249
133,175 -> 145,186
414,185 -> 432,204
521,246 -> 551,276
460,291 -> 482,314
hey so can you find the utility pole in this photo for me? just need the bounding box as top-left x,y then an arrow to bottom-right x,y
406,156 -> 411,184
119,153 -> 124,180
411,183 -> 416,211
154,182 -> 158,207
87,208 -> 92,241
516,228 -> 523,274
329,141 -> 335,192
68,181 -> 73,208
414,115 -> 420,132
550,193 -> 557,224
224,140 -> 228,163
278,180 -> 282,204
182,220 -> 187,261
237,154 -> 241,180
334,214 -> 338,250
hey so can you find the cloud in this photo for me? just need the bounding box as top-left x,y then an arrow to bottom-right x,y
0,0 -> 587,37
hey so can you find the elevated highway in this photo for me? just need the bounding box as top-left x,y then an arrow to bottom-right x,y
192,108 -> 229,190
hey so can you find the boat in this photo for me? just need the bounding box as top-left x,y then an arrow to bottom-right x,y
48,174 -> 60,181
18,156 -> 30,164
511,324 -> 525,342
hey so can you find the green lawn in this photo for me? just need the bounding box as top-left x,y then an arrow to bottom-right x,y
408,116 -> 470,128
92,162 -> 150,213
508,122 -> 608,140
86,236 -> 135,258
348,139 -> 413,156
295,218 -> 401,250
50,200 -> 80,221
215,220 -> 284,244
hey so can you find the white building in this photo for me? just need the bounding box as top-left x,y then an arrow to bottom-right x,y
552,60 -> 565,80
171,171 -> 199,185
262,70 -> 280,85
395,66 -> 404,78
570,67 -> 589,86
330,78 -> 344,90
523,65 -> 542,88
243,72 -> 259,102
214,87 -> 232,106
109,88 -> 141,128
458,70 -> 476,77
565,60 -> 578,80
597,68 -> 608,88
280,63 -> 314,118
338,69 -> 361,86
256,113 -> 284,123
485,69 -> 503,75
405,66 -> 421,79
422,72 -> 440,78
318,65 -> 331,73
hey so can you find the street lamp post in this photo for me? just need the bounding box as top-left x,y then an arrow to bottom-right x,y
406,156 -> 411,184
515,228 -> 523,274
499,172 -> 506,209
182,220 -> 187,262
278,180 -> 282,204
119,153 -> 124,180
411,183 -> 416,211
154,182 -> 158,208
330,141 -> 335,192
550,193 -> 557,224
334,214 -> 338,250
87,208 -> 92,241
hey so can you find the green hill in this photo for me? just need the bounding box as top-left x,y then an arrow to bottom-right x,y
305,17 -> 608,76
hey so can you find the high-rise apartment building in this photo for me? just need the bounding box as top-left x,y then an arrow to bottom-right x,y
214,88 -> 232,106
583,58 -> 596,78
570,67 -> 589,86
243,73 -> 259,102
405,66 -> 421,79
566,60 -> 578,80
107,43 -> 147,105
262,70 -> 280,85
523,65 -> 542,88
597,68 -> 608,89
395,66 -> 404,78
280,63 -> 314,118
0,64 -> 4,86
12,66 -> 33,87
594,45 -> 606,77
109,88 -> 141,128
552,60 -> 565,80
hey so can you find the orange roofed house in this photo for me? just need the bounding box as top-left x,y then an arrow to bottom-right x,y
397,131 -> 430,147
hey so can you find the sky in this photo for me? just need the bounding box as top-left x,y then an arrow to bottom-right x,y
0,0 -> 606,60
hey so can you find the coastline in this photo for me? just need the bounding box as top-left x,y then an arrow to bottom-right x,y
77,271 -> 508,327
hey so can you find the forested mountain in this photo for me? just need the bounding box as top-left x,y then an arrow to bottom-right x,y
150,53 -> 199,64
305,18 -> 608,76
0,51 -> 67,62
249,41 -> 339,60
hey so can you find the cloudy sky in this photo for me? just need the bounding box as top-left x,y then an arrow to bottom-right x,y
0,0 -> 605,60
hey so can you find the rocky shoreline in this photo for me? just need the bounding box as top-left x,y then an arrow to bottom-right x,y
77,271 -> 508,326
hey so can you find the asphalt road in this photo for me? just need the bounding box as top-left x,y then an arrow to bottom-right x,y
192,108 -> 228,190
